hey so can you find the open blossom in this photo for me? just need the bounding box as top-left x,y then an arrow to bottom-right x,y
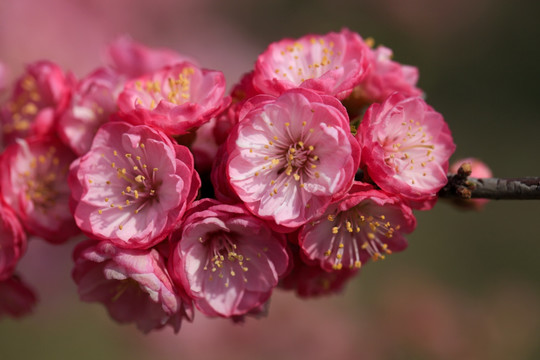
72,240 -> 192,333
105,35 -> 196,79
69,121 -> 200,249
0,275 -> 38,319
299,183 -> 416,271
117,62 -> 230,136
0,136 -> 79,244
358,93 -> 455,209
0,201 -> 27,280
227,88 -> 360,230
169,199 -> 289,318
58,67 -> 122,156
1,61 -> 72,146
252,29 -> 369,99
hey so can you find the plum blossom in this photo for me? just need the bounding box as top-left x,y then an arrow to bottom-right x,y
299,183 -> 416,271
1,61 -> 72,146
0,275 -> 38,319
280,244 -> 358,298
227,88 -> 360,230
117,62 -> 230,136
105,35 -> 197,79
69,121 -> 200,249
72,240 -> 192,333
0,201 -> 27,280
252,29 -> 369,99
58,67 -> 122,156
345,43 -> 422,113
169,199 -> 289,318
358,93 -> 455,209
0,136 -> 79,244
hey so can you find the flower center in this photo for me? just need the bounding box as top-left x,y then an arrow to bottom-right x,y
200,232 -> 250,288
134,67 -> 194,109
323,204 -> 398,270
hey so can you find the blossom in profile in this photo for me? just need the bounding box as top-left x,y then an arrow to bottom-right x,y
358,93 -> 455,209
117,62 -> 229,136
344,43 -> 422,114
253,29 -> 370,99
0,275 -> 38,319
449,157 -> 493,209
69,121 -> 200,249
299,183 -> 416,271
0,136 -> 79,244
227,88 -> 360,230
0,201 -> 27,281
169,199 -> 289,318
58,67 -> 122,156
105,35 -> 196,79
1,61 -> 72,146
72,240 -> 192,333
279,244 -> 357,298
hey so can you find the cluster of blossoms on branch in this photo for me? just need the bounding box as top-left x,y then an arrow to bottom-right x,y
0,29 -> 460,332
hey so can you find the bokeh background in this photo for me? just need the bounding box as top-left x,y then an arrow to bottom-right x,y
1,0 -> 539,359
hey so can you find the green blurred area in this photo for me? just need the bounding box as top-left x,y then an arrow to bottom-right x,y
1,0 -> 539,359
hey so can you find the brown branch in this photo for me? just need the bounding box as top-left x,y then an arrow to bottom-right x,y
438,164 -> 540,200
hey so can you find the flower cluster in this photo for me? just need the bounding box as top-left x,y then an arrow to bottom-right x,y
0,30 -> 456,331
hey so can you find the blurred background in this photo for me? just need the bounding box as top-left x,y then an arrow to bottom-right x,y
1,0 -> 539,359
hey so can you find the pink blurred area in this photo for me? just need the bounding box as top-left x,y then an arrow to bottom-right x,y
1,0 -> 540,359
0,0 -> 260,85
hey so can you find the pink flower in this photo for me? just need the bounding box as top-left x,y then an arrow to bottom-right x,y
345,43 -> 423,113
169,199 -> 289,318
227,88 -> 360,231
252,29 -> 369,99
58,67 -> 122,156
72,240 -> 192,333
299,183 -> 416,271
0,136 -> 79,244
1,61 -> 72,146
358,93 -> 455,209
105,35 -> 196,79
450,158 -> 493,209
0,275 -> 38,319
280,244 -> 358,298
117,62 -> 230,136
69,122 -> 200,249
0,201 -> 27,281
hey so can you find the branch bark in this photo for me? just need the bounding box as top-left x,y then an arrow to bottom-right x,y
438,164 -> 540,200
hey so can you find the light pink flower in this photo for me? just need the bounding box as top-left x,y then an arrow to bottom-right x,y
299,183 -> 416,271
358,93 -> 455,209
0,136 -> 79,244
1,61 -> 72,146
117,62 -> 230,136
58,67 -> 122,156
227,88 -> 360,231
0,201 -> 27,281
252,29 -> 369,99
105,35 -> 197,79
169,199 -> 289,318
69,122 -> 200,249
72,240 -> 192,334
280,244 -> 358,298
450,157 -> 493,209
0,275 -> 37,319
